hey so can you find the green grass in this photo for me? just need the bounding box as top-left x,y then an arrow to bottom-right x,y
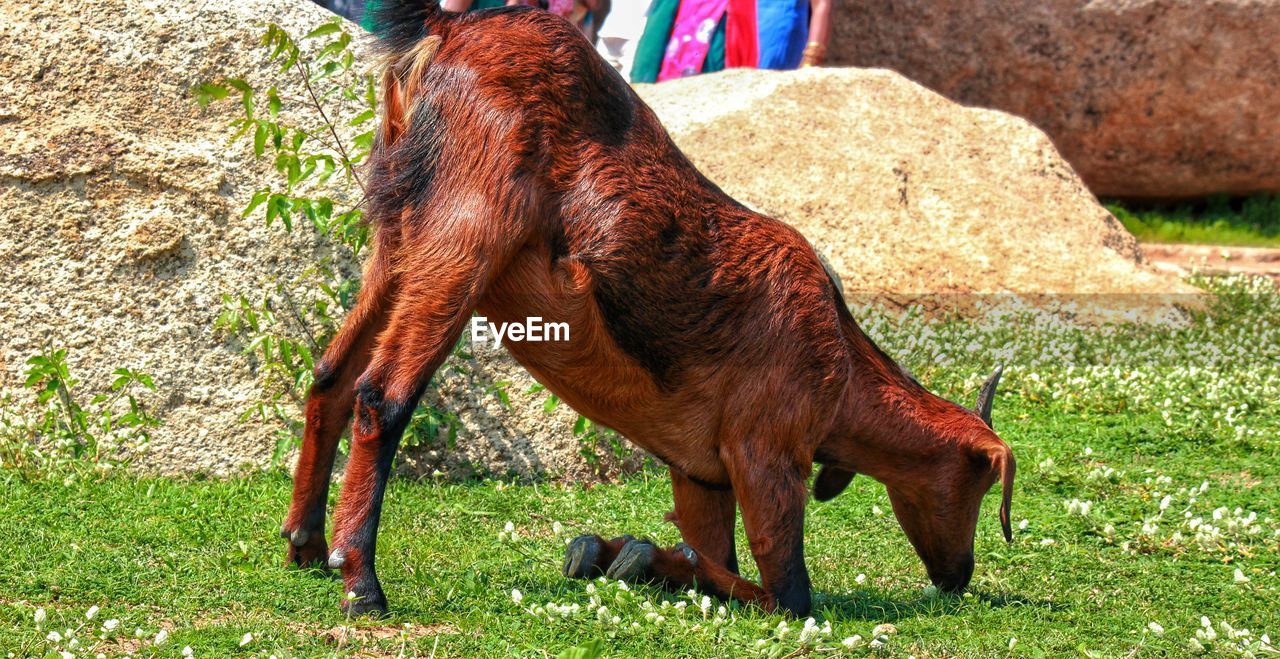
1107,195 -> 1280,247
3,276 -> 1280,657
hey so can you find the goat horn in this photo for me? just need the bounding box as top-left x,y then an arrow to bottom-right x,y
974,365 -> 1003,428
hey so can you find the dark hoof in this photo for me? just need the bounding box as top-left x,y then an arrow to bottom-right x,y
340,590 -> 389,618
606,539 -> 656,582
285,530 -> 330,571
563,535 -> 605,579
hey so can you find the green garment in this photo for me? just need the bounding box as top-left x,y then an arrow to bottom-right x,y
360,0 -> 508,33
630,0 -> 727,84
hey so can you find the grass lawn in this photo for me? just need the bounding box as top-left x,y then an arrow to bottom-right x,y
3,275 -> 1279,657
1107,195 -> 1280,248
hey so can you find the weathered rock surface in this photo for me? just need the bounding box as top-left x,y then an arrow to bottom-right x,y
826,0 -> 1280,200
0,0 -> 597,480
1,1 -> 1191,478
639,67 -> 1197,315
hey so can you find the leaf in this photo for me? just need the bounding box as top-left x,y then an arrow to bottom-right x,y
267,88 -> 282,119
253,123 -> 267,157
303,21 -> 343,40
192,83 -> 229,108
557,640 -> 605,659
243,188 -> 271,218
543,394 -> 560,414
349,109 -> 376,127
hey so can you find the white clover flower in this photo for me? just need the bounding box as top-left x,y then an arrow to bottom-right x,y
103,619 -> 119,632
1018,519 -> 1030,531
504,521 -> 516,533
699,596 -> 711,616
553,521 -> 564,535
1040,538 -> 1056,546
1148,622 -> 1165,637
798,617 -> 821,644
1234,568 -> 1250,584
85,605 -> 99,620
872,623 -> 898,636
46,631 -> 63,642
155,629 -> 169,646
842,635 -> 863,649
872,505 -> 884,516
855,573 -> 866,585
59,652 -> 72,659
585,583 -> 596,595
183,646 -> 194,657
135,627 -> 145,638
34,608 -> 46,626
1188,637 -> 1206,653
1009,637 -> 1017,650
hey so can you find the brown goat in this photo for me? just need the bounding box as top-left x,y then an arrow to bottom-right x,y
278,0 -> 1016,617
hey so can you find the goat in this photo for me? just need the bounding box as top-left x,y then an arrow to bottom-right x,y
278,0 -> 1017,617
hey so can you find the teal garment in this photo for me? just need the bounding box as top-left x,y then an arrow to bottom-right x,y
360,0 -> 379,31
360,0 -> 508,33
630,0 -> 727,83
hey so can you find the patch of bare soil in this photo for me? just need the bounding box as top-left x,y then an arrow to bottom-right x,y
1142,243 -> 1280,286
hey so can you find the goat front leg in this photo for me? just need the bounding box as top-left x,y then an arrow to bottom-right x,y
667,469 -> 739,574
563,469 -> 737,579
729,446 -> 812,616
282,255 -> 397,569
566,470 -> 771,608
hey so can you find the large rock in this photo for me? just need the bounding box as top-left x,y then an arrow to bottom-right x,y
639,67 -> 1197,311
0,1 -> 1190,478
826,0 -> 1280,200
0,0 -> 599,480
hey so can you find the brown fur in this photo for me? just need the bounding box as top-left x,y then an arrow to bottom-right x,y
279,0 -> 1016,617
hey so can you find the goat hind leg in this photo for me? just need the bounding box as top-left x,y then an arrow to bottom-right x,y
329,266 -> 491,615
282,260 -> 396,569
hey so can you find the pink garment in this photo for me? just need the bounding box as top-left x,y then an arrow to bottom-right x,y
658,0 -> 729,81
547,0 -> 575,15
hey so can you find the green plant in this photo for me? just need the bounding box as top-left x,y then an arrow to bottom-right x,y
0,347 -> 159,475
198,18 -> 468,465
1107,195 -> 1280,247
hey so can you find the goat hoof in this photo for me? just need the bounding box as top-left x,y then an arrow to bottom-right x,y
285,531 -> 329,570
606,539 -> 656,582
563,535 -> 604,579
340,589 -> 388,618
674,542 -> 698,567
327,548 -> 347,570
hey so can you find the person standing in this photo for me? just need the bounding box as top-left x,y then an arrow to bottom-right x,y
630,0 -> 831,83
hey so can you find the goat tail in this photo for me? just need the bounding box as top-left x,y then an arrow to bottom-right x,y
370,0 -> 451,148
367,0 -> 449,47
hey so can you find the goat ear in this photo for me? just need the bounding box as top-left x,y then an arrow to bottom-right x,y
813,465 -> 856,502
989,447 -> 1016,543
973,365 -> 1003,428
